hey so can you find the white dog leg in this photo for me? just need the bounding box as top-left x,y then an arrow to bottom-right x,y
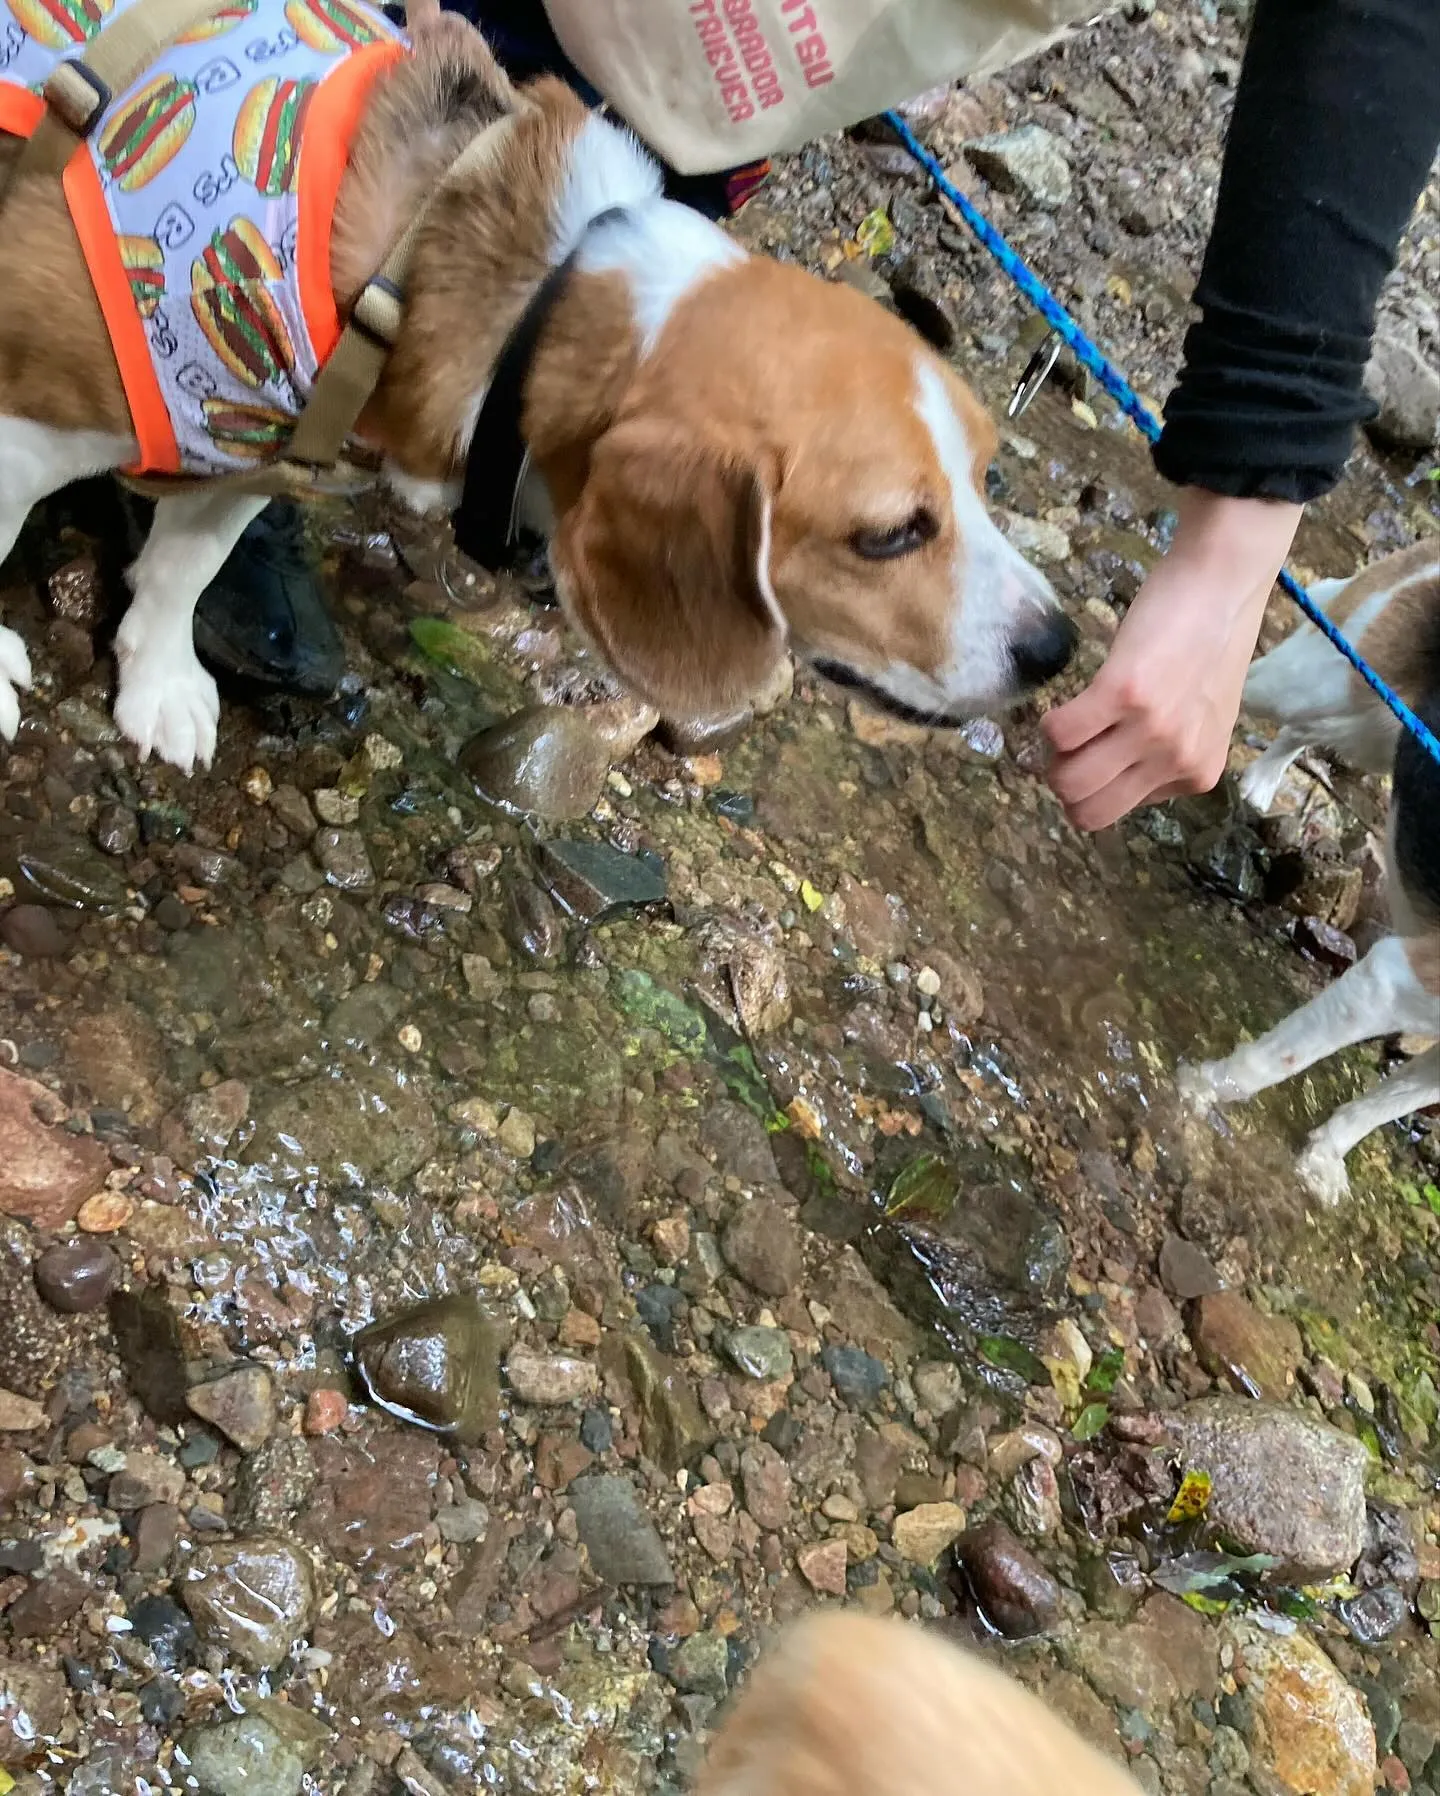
1294,1044 -> 1440,1206
115,490 -> 268,774
1237,724 -> 1313,813
0,416 -> 135,740
1178,933 -> 1437,1110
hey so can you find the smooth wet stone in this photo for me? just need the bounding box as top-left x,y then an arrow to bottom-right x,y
1158,1234 -> 1224,1300
821,1345 -> 890,1409
964,124 -> 1071,208
668,1630 -> 730,1701
181,1715 -> 306,1796
1338,1585 -> 1408,1645
461,706 -> 613,820
956,1520 -> 1063,1636
886,1170 -> 1070,1332
0,1390 -> 48,1431
354,1293 -> 500,1443
0,1068 -> 109,1230
1224,1616 -> 1376,1796
739,1441 -> 792,1531
1,904 -> 67,958
8,831 -> 127,911
314,827 -> 374,891
179,1081 -> 250,1155
6,1569 -> 89,1640
94,805 -> 139,857
128,1594 -> 199,1670
605,1332 -> 715,1475
109,1285 -> 191,1427
1188,1291 -> 1302,1403
500,873 -> 565,965
247,1073 -> 439,1186
1168,1399 -> 1368,1581
505,1345 -> 597,1406
892,1501 -> 966,1565
537,838 -> 667,921
724,1325 -> 793,1382
721,1199 -> 801,1301
569,1474 -> 675,1586
182,1539 -> 317,1669
107,1452 -> 185,1511
186,1365 -> 276,1453
0,1659 -> 71,1763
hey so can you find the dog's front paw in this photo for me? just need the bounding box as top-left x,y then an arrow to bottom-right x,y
0,624 -> 33,740
114,650 -> 219,774
1237,758 -> 1288,815
1176,1060 -> 1225,1114
1296,1136 -> 1350,1208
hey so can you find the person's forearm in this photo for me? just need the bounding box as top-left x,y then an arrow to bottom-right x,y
1154,0 -> 1440,504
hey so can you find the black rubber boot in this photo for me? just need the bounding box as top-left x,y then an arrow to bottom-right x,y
192,500 -> 346,695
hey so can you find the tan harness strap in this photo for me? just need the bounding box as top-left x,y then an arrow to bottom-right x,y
281,109 -> 521,474
8,0 -> 227,191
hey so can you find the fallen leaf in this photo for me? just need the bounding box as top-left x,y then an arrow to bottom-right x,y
856,207 -> 896,257
1166,1468 -> 1212,1525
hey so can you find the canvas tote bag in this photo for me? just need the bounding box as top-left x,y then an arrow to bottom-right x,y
543,0 -> 1105,174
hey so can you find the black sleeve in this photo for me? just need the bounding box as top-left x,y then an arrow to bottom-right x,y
1152,0 -> 1440,504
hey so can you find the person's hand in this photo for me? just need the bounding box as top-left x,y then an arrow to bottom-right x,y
1043,488 -> 1303,831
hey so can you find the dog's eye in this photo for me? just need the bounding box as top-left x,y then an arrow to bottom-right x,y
850,508 -> 939,561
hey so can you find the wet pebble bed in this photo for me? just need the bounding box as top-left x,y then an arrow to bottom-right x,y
2,4 -> 1439,1794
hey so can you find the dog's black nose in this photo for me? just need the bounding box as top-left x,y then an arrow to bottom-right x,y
1011,612 -> 1078,685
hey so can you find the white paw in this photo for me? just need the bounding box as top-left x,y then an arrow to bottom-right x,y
114,649 -> 219,774
1177,1060 -> 1227,1114
0,623 -> 32,740
1237,758 -> 1287,814
1296,1137 -> 1350,1208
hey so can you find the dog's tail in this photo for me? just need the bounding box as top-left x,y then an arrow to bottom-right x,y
1391,598 -> 1440,927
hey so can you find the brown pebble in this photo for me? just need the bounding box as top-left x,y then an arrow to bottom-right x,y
303,1388 -> 349,1436
0,905 -> 68,959
34,1239 -> 120,1314
76,1190 -> 135,1234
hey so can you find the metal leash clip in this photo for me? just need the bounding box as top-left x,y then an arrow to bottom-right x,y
1008,329 -> 1063,420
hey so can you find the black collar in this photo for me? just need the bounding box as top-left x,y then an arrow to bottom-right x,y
452,207 -> 626,572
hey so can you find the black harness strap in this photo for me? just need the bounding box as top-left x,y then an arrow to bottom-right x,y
453,208 -> 626,572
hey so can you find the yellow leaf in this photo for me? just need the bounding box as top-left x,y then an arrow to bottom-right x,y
799,879 -> 825,912
1167,1468 -> 1212,1525
0,1771 -> 14,1795
1044,1358 -> 1083,1413
1070,399 -> 1098,430
856,207 -> 896,258
1106,274 -> 1132,305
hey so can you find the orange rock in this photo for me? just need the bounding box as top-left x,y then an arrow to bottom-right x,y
77,1190 -> 134,1234
304,1388 -> 349,1436
0,1067 -> 108,1229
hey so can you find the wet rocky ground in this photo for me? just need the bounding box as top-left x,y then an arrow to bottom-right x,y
3,4 -> 1439,1795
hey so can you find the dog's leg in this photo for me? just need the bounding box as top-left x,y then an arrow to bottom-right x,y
1295,1043 -> 1440,1205
1237,723 -> 1313,813
0,416 -> 135,739
1178,933 -> 1439,1200
114,490 -> 268,774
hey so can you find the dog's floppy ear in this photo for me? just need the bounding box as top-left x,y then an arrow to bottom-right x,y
552,419 -> 787,723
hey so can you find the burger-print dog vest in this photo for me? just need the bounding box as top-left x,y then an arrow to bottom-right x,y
0,0 -> 406,474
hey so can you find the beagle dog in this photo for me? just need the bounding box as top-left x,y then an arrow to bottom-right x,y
1179,540 -> 1440,1205
695,1611 -> 1141,1796
0,0 -> 1075,773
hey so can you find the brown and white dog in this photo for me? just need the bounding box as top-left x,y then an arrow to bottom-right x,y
0,0 -> 1075,772
695,1612 -> 1141,1796
1179,540 -> 1440,1205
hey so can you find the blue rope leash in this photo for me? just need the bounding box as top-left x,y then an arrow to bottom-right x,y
883,109 -> 1440,770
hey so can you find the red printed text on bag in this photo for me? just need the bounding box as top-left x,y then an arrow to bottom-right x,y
689,0 -> 787,120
